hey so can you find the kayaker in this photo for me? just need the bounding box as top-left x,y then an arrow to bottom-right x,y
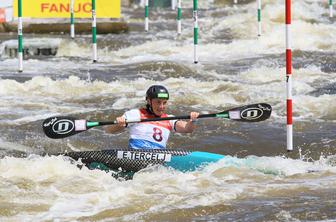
105,85 -> 199,149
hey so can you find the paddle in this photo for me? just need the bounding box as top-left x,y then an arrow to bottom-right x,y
42,103 -> 272,139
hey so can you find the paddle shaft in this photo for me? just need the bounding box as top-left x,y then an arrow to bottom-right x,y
97,113 -> 220,126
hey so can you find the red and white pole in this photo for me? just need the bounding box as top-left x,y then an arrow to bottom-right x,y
286,0 -> 293,151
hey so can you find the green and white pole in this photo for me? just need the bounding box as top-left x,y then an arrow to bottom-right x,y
145,0 -> 149,31
18,0 -> 23,72
92,0 -> 97,62
257,0 -> 261,36
329,0 -> 333,17
193,0 -> 198,64
177,0 -> 181,34
70,0 -> 75,38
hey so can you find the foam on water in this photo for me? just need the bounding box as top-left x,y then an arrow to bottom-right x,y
92,0 -> 336,65
0,62 -> 335,123
1,0 -> 334,67
0,0 -> 331,67
0,153 -> 335,221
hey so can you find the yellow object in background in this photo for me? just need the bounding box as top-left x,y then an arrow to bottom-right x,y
13,0 -> 120,18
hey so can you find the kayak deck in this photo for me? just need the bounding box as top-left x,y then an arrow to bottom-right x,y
62,149 -> 225,173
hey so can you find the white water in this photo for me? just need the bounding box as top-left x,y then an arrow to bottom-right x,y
0,0 -> 335,221
0,154 -> 335,221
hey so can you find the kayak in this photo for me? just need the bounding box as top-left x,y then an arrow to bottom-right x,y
61,149 -> 323,178
62,149 -> 225,173
42,103 -> 272,177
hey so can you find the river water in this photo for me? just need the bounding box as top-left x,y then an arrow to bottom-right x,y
0,0 -> 336,221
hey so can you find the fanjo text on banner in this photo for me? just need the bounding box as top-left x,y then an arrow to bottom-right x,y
13,0 -> 120,18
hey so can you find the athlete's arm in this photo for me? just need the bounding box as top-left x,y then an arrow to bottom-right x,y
175,112 -> 199,133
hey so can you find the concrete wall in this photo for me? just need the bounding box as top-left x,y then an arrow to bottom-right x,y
0,21 -> 128,34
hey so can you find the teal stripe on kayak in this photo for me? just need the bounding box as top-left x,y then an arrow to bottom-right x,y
165,151 -> 224,171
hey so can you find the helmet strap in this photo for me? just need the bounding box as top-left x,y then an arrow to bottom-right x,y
146,100 -> 161,117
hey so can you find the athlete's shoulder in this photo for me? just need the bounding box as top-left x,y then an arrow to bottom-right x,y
124,108 -> 141,119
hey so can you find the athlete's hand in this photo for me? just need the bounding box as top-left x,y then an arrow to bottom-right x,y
116,116 -> 127,127
190,112 -> 199,122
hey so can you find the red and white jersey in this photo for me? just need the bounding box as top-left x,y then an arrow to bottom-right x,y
123,108 -> 177,149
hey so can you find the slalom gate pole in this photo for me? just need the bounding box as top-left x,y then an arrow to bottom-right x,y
92,0 -> 97,62
257,0 -> 261,36
18,0 -> 23,72
286,0 -> 293,151
177,0 -> 181,34
70,0 -> 75,38
145,0 -> 149,31
193,0 -> 198,64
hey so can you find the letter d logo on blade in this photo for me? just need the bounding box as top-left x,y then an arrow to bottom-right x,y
241,108 -> 263,120
52,120 -> 74,134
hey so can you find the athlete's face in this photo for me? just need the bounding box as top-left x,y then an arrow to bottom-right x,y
149,98 -> 168,116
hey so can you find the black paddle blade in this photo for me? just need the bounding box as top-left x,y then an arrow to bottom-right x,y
42,116 -> 87,139
224,103 -> 272,122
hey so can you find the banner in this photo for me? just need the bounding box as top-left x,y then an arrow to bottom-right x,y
13,0 -> 120,18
